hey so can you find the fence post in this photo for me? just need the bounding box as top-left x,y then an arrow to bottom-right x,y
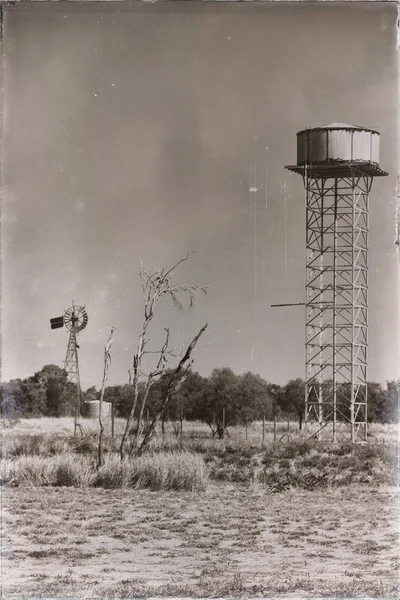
273,414 -> 277,442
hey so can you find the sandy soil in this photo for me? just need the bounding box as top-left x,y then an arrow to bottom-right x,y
1,483 -> 398,598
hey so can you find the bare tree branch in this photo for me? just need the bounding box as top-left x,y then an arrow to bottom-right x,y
128,329 -> 171,454
162,252 -> 193,280
97,326 -> 115,469
134,323 -> 208,457
120,253 -> 208,460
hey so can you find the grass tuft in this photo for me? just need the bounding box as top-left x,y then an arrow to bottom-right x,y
94,451 -> 208,491
53,454 -> 96,487
1,451 -> 208,491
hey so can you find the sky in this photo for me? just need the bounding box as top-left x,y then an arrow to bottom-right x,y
2,1 -> 399,390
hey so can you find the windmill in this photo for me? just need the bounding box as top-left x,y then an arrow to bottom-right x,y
50,302 -> 88,434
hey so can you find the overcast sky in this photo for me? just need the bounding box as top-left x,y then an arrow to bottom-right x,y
2,1 -> 398,390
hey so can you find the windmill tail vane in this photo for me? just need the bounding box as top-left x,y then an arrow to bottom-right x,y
50,316 -> 64,329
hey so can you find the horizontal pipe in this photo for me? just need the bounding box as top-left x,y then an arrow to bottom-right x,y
271,302 -> 306,307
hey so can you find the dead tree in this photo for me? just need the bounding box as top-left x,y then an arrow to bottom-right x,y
133,323 -> 207,457
120,254 -> 207,460
97,326 -> 115,469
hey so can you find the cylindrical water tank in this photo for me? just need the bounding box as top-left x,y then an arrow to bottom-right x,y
82,400 -> 112,419
297,122 -> 380,166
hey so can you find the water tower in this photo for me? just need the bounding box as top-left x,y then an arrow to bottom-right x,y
286,123 -> 388,442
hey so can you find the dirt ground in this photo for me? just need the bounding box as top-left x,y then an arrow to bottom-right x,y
1,482 -> 398,598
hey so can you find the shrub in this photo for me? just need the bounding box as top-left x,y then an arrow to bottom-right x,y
275,439 -> 314,459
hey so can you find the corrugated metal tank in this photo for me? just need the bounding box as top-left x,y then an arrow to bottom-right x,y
297,123 -> 380,166
82,400 -> 112,419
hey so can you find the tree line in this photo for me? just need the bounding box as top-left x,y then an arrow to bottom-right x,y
1,363 -> 398,433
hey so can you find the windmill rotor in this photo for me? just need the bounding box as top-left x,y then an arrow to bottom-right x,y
63,305 -> 88,333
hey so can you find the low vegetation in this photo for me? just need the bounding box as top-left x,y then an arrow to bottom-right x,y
1,419 -> 397,492
1,450 -> 207,492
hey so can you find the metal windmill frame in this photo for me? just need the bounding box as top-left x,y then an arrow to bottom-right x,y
50,301 -> 88,435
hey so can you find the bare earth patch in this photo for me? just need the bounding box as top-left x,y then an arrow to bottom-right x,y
1,483 -> 398,598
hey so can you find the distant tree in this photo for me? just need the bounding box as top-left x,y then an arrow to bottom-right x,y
279,378 -> 305,430
377,380 -> 399,423
191,367 -> 239,438
366,382 -> 385,423
236,372 -> 272,423
104,386 -> 121,414
23,379 -> 47,416
0,379 -> 30,417
143,372 -> 171,417
83,386 -> 99,403
266,383 -> 284,419
168,370 -> 207,422
1,365 -> 79,418
104,384 -> 144,419
29,364 -> 74,417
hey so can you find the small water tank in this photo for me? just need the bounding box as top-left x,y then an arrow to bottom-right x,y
297,122 -> 380,166
82,400 -> 112,419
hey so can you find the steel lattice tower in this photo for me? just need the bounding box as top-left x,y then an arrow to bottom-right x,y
286,123 -> 388,442
64,328 -> 83,412
50,302 -> 88,430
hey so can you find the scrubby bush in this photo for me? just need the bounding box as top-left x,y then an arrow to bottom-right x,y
205,440 -> 397,489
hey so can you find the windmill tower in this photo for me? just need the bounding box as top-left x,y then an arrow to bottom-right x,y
50,302 -> 88,432
286,123 -> 388,442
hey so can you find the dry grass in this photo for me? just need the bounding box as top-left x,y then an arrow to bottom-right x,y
0,451 -> 208,491
3,415 -> 397,441
95,452 -> 208,491
2,483 -> 398,598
